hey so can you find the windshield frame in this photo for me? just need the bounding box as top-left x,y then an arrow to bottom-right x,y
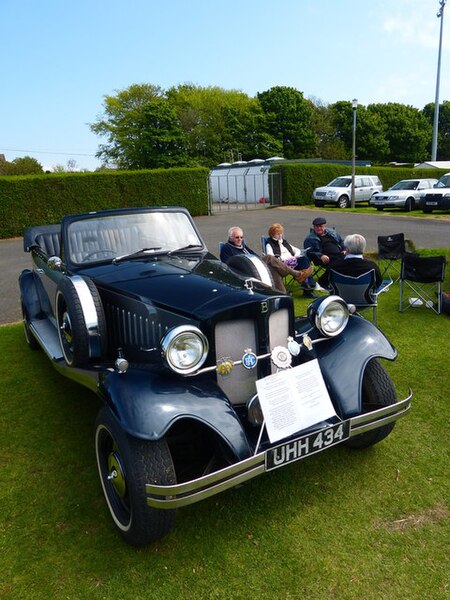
62,207 -> 206,267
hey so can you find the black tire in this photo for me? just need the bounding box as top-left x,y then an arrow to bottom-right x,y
95,406 -> 177,546
404,197 -> 414,212
21,298 -> 39,350
344,359 -> 397,449
337,195 -> 350,209
56,277 -> 107,366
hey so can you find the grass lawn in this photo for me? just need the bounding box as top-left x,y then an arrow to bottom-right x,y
1,262 -> 449,599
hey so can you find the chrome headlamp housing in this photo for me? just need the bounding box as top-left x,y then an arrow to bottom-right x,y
307,295 -> 350,337
161,325 -> 209,374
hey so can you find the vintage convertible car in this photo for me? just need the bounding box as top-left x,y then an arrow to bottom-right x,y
19,206 -> 411,546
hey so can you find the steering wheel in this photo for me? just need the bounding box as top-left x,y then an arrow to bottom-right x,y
81,249 -> 116,262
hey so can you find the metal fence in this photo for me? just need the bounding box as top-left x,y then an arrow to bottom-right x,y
208,171 -> 282,214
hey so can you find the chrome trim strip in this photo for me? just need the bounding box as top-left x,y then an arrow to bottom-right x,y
146,392 -> 412,509
70,275 -> 99,334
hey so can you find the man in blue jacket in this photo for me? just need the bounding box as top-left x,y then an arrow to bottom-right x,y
304,217 -> 345,266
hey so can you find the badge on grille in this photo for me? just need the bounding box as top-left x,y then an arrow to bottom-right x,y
217,358 -> 234,376
271,346 -> 292,369
242,349 -> 258,370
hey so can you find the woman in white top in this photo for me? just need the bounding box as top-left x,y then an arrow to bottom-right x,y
265,223 -> 317,294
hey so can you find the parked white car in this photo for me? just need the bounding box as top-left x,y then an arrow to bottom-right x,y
370,178 -> 439,212
313,175 -> 383,209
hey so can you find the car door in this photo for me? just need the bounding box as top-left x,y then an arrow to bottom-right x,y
354,177 -> 366,203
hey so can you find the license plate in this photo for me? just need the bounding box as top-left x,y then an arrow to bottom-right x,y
426,201 -> 438,206
265,422 -> 350,471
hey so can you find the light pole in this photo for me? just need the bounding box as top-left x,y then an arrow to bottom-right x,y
431,0 -> 446,161
351,98 -> 358,208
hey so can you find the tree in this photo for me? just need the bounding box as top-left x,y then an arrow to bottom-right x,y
257,86 -> 316,158
310,99 -> 347,159
89,84 -> 187,169
367,103 -> 431,163
167,84 -> 260,166
423,101 -> 450,160
0,156 -> 43,175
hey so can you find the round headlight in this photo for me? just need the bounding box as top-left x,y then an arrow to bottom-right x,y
309,295 -> 349,337
161,326 -> 209,374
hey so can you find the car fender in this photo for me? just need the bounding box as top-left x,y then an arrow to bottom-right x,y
19,269 -> 52,319
98,369 -> 252,460
311,316 -> 397,418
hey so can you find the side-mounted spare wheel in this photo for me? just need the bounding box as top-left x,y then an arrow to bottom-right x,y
95,406 -> 177,546
344,358 -> 397,449
56,276 -> 107,366
226,254 -> 275,287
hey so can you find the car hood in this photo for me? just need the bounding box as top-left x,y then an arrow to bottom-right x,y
78,254 -> 280,318
315,185 -> 350,192
373,190 -> 410,198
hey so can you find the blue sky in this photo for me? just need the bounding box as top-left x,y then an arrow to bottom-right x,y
1,0 -> 449,171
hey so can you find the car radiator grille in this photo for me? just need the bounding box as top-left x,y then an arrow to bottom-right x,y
214,308 -> 289,405
105,304 -> 167,349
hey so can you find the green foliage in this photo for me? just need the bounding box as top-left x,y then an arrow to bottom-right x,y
0,168 -> 209,238
423,100 -> 450,159
1,268 -> 449,598
0,156 -> 44,176
257,86 -> 316,158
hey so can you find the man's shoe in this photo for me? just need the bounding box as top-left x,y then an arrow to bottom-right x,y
303,290 -> 319,299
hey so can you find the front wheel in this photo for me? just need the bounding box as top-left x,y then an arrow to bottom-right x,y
337,195 -> 350,209
95,407 -> 177,546
344,359 -> 397,449
404,197 -> 414,212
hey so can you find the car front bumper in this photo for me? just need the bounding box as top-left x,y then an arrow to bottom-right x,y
146,391 -> 412,509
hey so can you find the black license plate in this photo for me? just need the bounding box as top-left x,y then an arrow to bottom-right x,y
265,422 -> 350,471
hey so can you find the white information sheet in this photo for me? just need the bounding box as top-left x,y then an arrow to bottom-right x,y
255,359 -> 337,443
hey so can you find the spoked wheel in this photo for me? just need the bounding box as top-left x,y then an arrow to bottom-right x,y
344,358 -> 397,449
338,196 -> 350,209
21,298 -> 39,350
95,406 -> 177,546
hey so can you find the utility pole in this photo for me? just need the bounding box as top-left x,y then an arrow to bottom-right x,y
431,0 -> 446,161
351,99 -> 358,208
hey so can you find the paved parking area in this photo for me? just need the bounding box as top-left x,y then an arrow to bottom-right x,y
1,207 -> 448,324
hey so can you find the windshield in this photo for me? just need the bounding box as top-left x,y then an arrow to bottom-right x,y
67,211 -> 204,264
437,174 -> 450,188
390,180 -> 419,190
328,177 -> 351,188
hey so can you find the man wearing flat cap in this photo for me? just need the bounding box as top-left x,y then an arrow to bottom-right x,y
304,217 -> 345,266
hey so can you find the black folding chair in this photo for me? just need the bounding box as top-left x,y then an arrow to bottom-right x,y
329,269 -> 392,325
377,233 -> 406,282
399,254 -> 447,315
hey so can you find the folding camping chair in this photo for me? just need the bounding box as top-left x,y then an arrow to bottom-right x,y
377,233 -> 406,282
399,254 -> 447,315
329,269 -> 393,325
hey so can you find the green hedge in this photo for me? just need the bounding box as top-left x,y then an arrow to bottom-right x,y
0,167 -> 209,239
271,163 -> 449,205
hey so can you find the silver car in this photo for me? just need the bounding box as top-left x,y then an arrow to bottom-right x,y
313,175 -> 383,209
370,179 -> 439,212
